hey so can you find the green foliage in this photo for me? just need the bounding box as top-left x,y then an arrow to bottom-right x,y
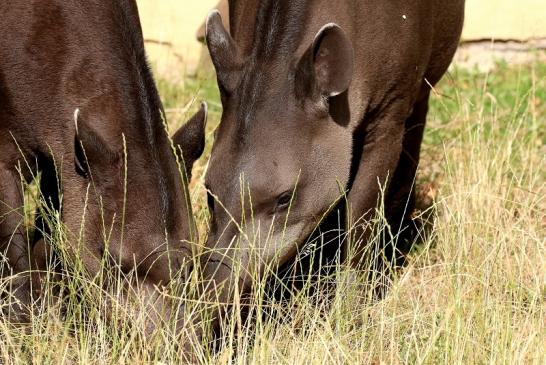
1,60 -> 544,364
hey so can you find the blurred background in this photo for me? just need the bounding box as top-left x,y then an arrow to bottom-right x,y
136,0 -> 546,78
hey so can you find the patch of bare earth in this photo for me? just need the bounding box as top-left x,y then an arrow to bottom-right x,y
454,38 -> 546,71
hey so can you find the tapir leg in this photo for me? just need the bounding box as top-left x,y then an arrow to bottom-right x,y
0,164 -> 32,320
385,92 -> 430,263
346,105 -> 408,269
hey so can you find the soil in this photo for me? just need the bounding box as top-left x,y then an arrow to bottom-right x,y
453,38 -> 546,71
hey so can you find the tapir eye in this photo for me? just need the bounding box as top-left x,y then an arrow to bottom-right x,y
275,191 -> 294,212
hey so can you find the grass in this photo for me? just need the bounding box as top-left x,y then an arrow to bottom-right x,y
1,59 -> 545,364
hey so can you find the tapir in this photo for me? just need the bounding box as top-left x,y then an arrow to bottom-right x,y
195,0 -> 465,334
0,0 -> 206,327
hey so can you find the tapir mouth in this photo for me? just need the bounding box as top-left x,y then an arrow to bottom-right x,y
200,193 -> 347,301
200,221 -> 309,289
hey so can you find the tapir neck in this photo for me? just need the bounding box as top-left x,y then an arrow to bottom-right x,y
250,0 -> 310,62
233,0 -> 353,63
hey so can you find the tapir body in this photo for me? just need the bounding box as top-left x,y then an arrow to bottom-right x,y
198,0 -> 465,332
0,0 -> 206,326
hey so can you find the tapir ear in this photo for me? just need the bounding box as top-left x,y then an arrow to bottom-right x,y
73,109 -> 120,178
173,102 -> 208,179
296,24 -> 354,100
205,10 -> 242,95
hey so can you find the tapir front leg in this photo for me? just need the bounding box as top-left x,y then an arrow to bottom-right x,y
0,163 -> 32,320
346,106 -> 408,270
385,92 -> 431,257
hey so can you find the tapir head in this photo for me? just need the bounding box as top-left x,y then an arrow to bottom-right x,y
200,11 -> 355,306
59,100 -> 207,326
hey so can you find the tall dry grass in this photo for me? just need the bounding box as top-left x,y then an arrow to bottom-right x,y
1,61 -> 545,364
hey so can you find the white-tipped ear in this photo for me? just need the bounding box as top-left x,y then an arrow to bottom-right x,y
296,23 -> 354,100
74,108 -> 80,134
173,102 -> 208,178
205,10 -> 221,40
205,10 -> 242,94
312,24 -> 354,97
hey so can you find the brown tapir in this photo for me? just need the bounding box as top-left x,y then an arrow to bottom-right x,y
0,1 -> 206,327
195,0 -> 465,334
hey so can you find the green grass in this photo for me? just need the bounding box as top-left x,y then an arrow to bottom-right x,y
1,59 -> 545,364
427,62 -> 546,145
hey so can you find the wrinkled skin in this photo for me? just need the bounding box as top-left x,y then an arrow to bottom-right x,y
194,0 -> 465,337
0,0 -> 206,329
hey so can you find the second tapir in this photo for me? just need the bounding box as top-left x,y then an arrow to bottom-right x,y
198,0 -> 465,329
0,0 -> 206,328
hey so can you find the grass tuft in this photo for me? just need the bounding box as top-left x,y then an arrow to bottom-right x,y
1,61 -> 545,364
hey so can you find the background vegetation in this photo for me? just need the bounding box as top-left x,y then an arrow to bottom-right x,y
136,0 -> 546,76
1,56 -> 545,364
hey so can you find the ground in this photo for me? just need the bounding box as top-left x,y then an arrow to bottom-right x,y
0,53 -> 545,363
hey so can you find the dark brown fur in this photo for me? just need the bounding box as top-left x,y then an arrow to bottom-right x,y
0,0 -> 206,327
195,0 -> 465,338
